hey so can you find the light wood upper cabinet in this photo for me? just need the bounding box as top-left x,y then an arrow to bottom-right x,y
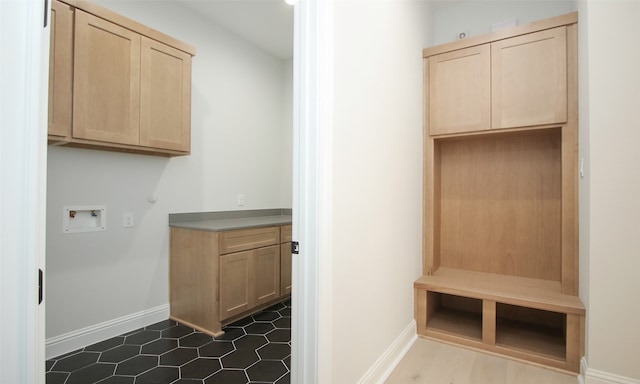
426,25 -> 569,135
73,10 -> 141,145
48,0 -> 195,156
140,37 -> 192,151
48,0 -> 73,138
492,27 -> 567,129
429,45 -> 491,135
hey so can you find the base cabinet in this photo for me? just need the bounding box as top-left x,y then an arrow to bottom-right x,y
171,224 -> 290,336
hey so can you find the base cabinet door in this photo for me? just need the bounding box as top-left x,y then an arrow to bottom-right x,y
220,245 -> 281,320
280,243 -> 292,296
254,246 -> 280,306
219,251 -> 252,320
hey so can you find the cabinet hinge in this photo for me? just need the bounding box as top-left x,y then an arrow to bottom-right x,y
291,241 -> 299,255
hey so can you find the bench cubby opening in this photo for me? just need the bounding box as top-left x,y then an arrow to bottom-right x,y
495,303 -> 566,360
426,291 -> 483,342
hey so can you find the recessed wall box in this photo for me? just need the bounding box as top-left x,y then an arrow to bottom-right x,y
63,206 -> 106,233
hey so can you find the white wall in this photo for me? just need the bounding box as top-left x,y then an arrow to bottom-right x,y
432,0 -> 576,45
580,1 -> 640,381
46,1 -> 292,342
320,1 -> 431,382
282,58 -> 294,206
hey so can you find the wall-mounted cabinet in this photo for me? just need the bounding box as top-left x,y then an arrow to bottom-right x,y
48,0 -> 195,156
416,13 -> 584,373
49,0 -> 74,137
428,25 -> 567,135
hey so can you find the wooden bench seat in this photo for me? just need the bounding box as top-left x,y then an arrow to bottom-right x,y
414,268 -> 585,315
414,268 -> 585,373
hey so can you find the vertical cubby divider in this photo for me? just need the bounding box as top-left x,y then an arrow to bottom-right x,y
482,300 -> 496,345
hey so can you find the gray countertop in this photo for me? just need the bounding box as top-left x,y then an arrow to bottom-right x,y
169,209 -> 292,232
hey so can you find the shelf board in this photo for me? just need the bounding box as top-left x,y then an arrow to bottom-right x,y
427,307 -> 483,341
496,319 -> 566,360
414,268 -> 584,315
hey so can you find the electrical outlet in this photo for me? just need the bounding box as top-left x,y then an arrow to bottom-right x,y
123,212 -> 134,228
237,194 -> 245,207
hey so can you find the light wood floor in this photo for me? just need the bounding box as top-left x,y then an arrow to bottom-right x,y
385,338 -> 580,384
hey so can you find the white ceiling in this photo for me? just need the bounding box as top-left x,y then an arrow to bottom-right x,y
173,0 -> 462,61
177,0 -> 294,60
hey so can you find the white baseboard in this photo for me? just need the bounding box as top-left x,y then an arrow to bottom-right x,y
45,304 -> 170,360
582,357 -> 640,384
356,320 -> 418,384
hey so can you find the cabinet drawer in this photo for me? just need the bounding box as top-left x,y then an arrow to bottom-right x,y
219,226 -> 279,255
280,225 -> 292,243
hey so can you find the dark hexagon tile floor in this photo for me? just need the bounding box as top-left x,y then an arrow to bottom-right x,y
46,299 -> 291,384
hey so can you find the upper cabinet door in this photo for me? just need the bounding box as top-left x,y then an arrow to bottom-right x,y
492,27 -> 567,130
73,10 -> 141,145
140,37 -> 192,152
48,0 -> 73,138
428,44 -> 491,135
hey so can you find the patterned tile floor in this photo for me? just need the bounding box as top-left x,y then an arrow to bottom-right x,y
46,300 -> 291,384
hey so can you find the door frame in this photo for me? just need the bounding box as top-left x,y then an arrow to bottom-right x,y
290,0 -> 334,382
0,0 -> 48,382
